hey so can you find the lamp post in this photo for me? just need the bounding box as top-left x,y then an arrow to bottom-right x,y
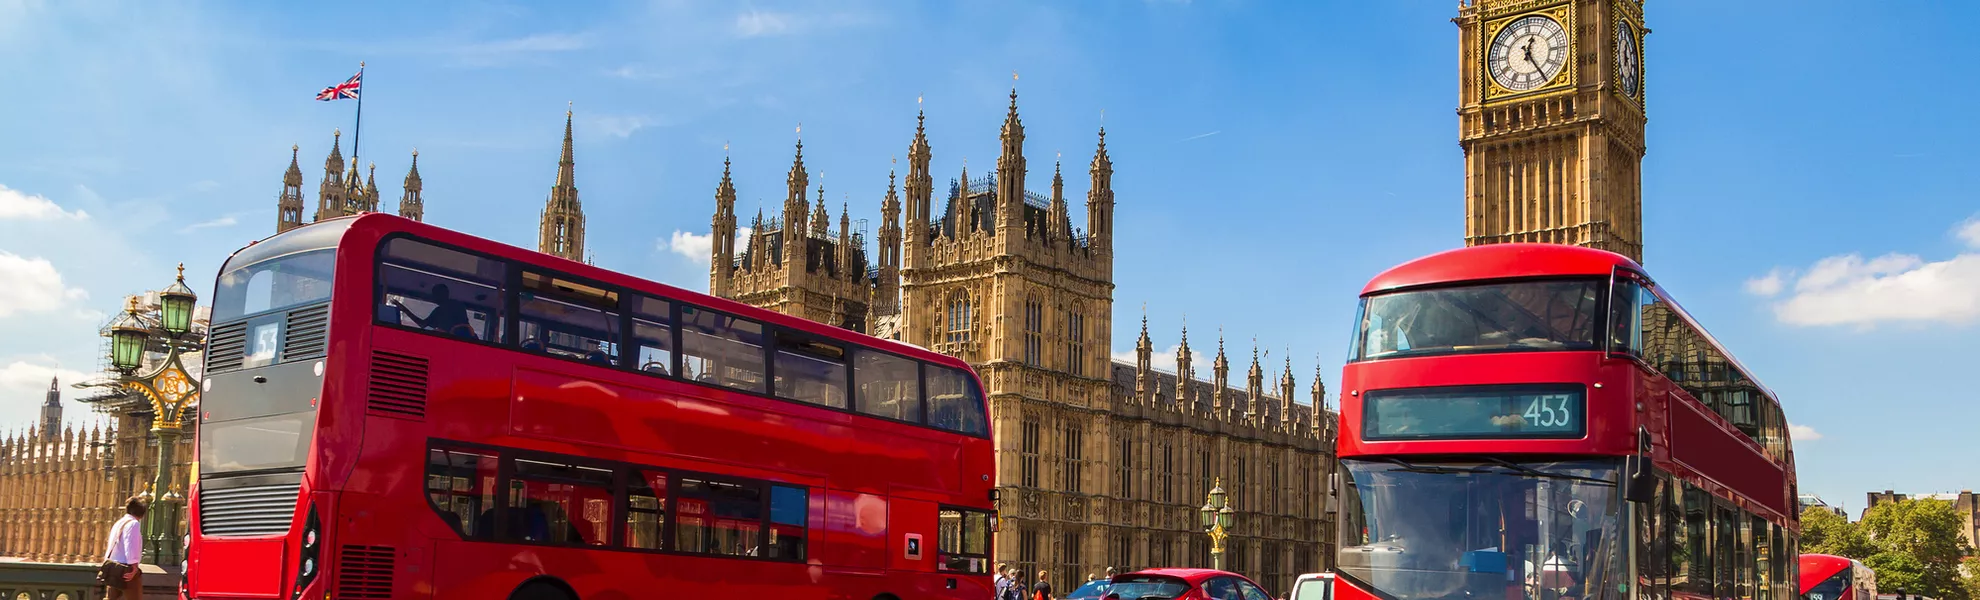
1199,478 -> 1236,571
107,265 -> 202,567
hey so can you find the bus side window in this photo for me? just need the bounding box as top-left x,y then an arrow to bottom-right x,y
767,485 -> 807,561
624,469 -> 668,550
508,458 -> 615,546
378,238 -> 508,343
772,331 -> 848,409
517,271 -> 621,366
679,307 -> 767,393
853,349 -> 921,422
675,478 -> 764,557
630,296 -> 674,375
925,365 -> 987,436
424,447 -> 498,539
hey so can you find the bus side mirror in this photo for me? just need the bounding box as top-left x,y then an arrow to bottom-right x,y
1623,455 -> 1655,504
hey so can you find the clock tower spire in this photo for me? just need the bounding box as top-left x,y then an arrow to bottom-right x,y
1458,0 -> 1646,262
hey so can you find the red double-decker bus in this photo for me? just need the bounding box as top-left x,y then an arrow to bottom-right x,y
1332,244 -> 1799,600
187,214 -> 996,600
1798,555 -> 1875,600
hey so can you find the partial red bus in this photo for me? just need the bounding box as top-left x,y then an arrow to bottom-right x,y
187,214 -> 997,600
1332,244 -> 1799,600
1799,555 -> 1875,600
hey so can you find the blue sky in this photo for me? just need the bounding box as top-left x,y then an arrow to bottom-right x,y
0,1 -> 1974,513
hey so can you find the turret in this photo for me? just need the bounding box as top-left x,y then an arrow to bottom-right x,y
277,145 -> 305,232
1087,126 -> 1115,255
784,128 -> 810,242
711,152 -> 738,296
399,149 -> 424,222
1175,322 -> 1194,409
539,105 -> 586,262
38,377 -> 60,441
904,105 -> 933,267
1246,343 -> 1264,421
1134,310 -> 1153,404
316,129 -> 349,222
994,84 -> 1027,237
1213,332 -> 1230,412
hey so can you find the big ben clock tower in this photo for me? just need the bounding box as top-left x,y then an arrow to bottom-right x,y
1458,0 -> 1646,262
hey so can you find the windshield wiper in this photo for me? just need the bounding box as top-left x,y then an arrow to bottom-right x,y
1381,457 -> 1477,474
1480,457 -> 1616,486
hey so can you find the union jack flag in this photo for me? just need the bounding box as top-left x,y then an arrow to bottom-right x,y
316,71 -> 361,101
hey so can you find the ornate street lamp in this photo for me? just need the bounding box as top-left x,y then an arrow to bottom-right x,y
104,264 -> 204,568
1201,479 -> 1234,571
108,298 -> 149,374
159,265 -> 196,336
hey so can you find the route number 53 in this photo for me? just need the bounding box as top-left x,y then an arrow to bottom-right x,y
1523,395 -> 1575,429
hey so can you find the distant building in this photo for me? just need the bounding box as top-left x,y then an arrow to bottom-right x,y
1800,494 -> 1847,519
1864,490 -> 1979,552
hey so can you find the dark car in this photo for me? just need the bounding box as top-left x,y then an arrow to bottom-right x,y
1103,569 -> 1273,600
1067,579 -> 1113,600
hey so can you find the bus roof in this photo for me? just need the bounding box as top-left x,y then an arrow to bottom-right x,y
1361,243 -> 1643,296
268,213 -> 973,371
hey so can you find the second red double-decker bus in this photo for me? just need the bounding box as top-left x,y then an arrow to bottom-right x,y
1798,555 -> 1875,600
1333,243 -> 1798,600
188,214 -> 996,600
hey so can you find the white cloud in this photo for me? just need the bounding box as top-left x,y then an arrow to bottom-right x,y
0,183 -> 89,220
1180,131 -> 1221,142
1788,423 -> 1822,442
0,357 -> 95,431
1958,218 -> 1980,248
0,252 -> 88,317
178,214 -> 238,233
1744,269 -> 1785,297
445,32 -> 591,67
734,9 -> 795,37
665,227 -> 750,263
590,115 -> 656,139
1756,218 -> 1980,327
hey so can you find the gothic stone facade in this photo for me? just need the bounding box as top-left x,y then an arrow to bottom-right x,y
1,420 -> 193,563
1458,0 -> 1647,262
709,91 -> 1339,593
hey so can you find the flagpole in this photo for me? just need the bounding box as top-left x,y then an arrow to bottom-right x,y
351,61 -> 365,166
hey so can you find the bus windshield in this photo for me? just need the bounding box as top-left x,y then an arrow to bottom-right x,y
212,249 -> 337,322
1353,279 -> 1602,361
1337,458 -> 1623,600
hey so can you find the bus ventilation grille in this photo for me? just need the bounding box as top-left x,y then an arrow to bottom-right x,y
204,320 -> 248,374
367,350 -> 430,420
336,545 -> 395,599
281,304 -> 330,361
197,481 -> 301,536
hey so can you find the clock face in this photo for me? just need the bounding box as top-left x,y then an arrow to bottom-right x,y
1488,14 -> 1570,92
1615,21 -> 1641,98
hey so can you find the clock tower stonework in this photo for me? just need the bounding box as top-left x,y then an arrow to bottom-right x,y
1458,0 -> 1647,262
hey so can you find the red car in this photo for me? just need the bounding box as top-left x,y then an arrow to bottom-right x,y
1102,569 -> 1274,600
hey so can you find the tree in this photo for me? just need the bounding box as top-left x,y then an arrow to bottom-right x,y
1859,499 -> 1974,600
1961,556 -> 1980,600
1801,506 -> 1873,559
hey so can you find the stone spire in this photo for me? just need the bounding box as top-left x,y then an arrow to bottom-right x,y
342,160 -> 365,215
711,150 -> 739,296
837,201 -> 853,277
399,149 -> 424,222
995,78 -> 1027,233
904,101 -> 933,261
810,185 -> 830,239
1175,320 -> 1194,408
38,376 -> 60,441
1311,363 -> 1329,433
1213,330 -> 1230,411
749,208 -> 769,270
949,160 -> 969,237
539,105 -> 586,262
1049,155 -> 1070,243
316,129 -> 350,222
1134,307 -> 1153,403
871,163 -> 903,320
362,163 -> 380,212
1087,125 -> 1115,255
277,144 -> 305,233
1246,342 -> 1265,420
1280,352 -> 1297,422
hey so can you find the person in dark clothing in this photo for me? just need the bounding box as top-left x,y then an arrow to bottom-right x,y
1034,571 -> 1056,600
393,284 -> 473,338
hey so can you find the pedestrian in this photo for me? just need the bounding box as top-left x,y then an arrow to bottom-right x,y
996,563 -> 1013,600
1034,570 -> 1056,600
1004,567 -> 1026,600
1106,567 -> 1117,579
100,494 -> 149,600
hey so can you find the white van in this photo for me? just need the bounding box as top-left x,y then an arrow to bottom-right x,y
1290,573 -> 1333,600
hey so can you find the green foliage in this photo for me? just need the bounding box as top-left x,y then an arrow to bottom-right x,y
1801,506 -> 1873,559
1961,557 -> 1980,600
1858,499 -> 1974,600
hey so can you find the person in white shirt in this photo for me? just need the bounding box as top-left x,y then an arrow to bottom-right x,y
103,495 -> 150,600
